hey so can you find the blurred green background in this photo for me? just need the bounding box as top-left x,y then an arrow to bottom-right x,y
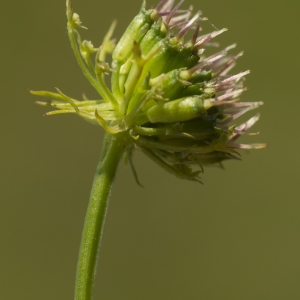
1,0 -> 299,299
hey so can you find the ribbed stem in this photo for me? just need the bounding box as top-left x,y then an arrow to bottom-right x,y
75,132 -> 130,300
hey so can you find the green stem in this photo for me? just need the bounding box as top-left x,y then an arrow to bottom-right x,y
75,132 -> 130,300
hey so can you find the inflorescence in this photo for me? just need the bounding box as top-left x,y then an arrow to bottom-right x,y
31,0 -> 266,183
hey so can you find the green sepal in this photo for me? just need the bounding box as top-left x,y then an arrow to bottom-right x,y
125,73 -> 152,124
131,123 -> 181,137
152,69 -> 190,100
118,58 -> 133,95
126,73 -> 167,125
112,6 -> 154,63
136,41 -> 199,86
174,118 -> 220,140
127,42 -> 199,100
138,20 -> 167,55
178,83 -> 204,98
140,147 -> 202,183
135,132 -> 233,154
190,70 -> 213,84
146,95 -> 209,124
188,151 -> 240,166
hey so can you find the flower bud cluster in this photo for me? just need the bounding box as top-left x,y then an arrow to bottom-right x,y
32,0 -> 266,182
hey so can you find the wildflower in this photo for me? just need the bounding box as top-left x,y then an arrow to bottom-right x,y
32,0 -> 266,183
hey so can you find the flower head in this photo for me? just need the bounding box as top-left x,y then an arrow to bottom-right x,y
32,0 -> 266,183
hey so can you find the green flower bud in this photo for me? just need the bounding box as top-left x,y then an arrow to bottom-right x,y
145,96 -> 211,124
112,3 -> 154,63
33,0 -> 267,183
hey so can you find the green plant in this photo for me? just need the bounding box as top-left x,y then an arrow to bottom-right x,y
31,0 -> 266,298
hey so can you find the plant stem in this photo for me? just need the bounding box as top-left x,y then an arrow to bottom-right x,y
75,131 -> 130,300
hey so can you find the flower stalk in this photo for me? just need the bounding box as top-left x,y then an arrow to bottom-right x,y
75,132 -> 130,300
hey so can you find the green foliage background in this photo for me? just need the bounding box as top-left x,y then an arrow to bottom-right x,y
1,0 -> 299,299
